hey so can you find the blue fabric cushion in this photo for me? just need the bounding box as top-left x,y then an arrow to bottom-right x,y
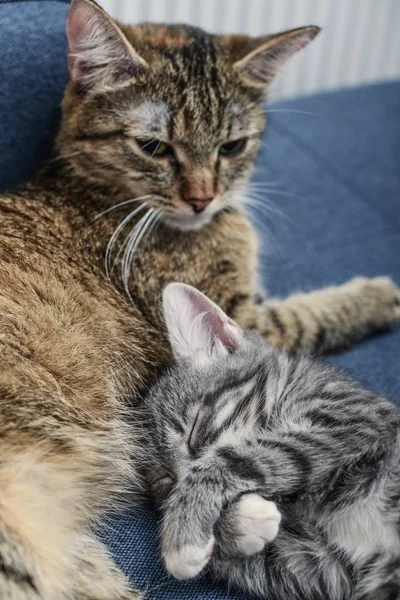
0,0 -> 69,189
1,2 -> 399,598
258,82 -> 400,402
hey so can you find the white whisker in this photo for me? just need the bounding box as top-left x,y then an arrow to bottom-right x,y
139,138 -> 156,150
266,107 -> 318,116
244,193 -> 296,225
247,180 -> 284,188
48,151 -> 84,163
122,208 -> 157,303
92,194 -> 154,222
110,228 -> 133,275
142,209 -> 163,247
241,200 -> 286,259
122,212 -> 151,293
105,203 -> 148,281
243,192 -> 299,234
247,187 -> 300,201
259,139 -> 279,155
127,208 -> 159,264
150,141 -> 162,158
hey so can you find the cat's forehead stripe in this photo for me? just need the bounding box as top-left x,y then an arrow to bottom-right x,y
127,100 -> 170,135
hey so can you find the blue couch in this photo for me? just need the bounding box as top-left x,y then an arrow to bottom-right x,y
1,1 -> 399,598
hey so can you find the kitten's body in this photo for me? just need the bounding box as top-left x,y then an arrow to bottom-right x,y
1,0 -> 400,597
144,284 -> 400,600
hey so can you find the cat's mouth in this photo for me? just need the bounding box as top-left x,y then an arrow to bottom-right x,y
162,209 -> 216,232
162,196 -> 238,232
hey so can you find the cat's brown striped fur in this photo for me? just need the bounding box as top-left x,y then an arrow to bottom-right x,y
1,1 -> 399,597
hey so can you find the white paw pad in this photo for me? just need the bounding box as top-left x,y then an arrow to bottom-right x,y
163,536 -> 214,580
233,493 -> 281,555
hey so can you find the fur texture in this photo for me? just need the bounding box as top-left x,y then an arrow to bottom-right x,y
143,284 -> 400,600
1,0 -> 400,597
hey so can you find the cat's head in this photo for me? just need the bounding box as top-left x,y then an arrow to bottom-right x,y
144,283 -> 277,504
58,0 -> 319,231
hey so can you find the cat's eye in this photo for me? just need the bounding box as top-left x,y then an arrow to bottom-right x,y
135,138 -> 173,158
219,138 -> 247,157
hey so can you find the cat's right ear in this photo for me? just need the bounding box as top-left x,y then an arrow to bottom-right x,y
221,26 -> 320,88
67,0 -> 147,90
162,283 -> 243,364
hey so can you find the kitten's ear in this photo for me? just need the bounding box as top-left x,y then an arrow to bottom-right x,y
67,0 -> 147,90
231,26 -> 320,87
163,283 -> 243,363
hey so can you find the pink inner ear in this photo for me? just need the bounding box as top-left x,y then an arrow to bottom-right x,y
67,3 -> 91,77
66,0 -> 146,87
205,312 -> 238,351
67,3 -> 89,54
186,288 -> 240,351
285,34 -> 312,55
163,283 -> 243,362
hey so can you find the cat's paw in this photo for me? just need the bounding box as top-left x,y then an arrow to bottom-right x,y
163,536 -> 215,580
347,276 -> 400,327
232,493 -> 281,556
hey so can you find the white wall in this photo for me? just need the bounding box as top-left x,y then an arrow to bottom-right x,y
99,0 -> 400,99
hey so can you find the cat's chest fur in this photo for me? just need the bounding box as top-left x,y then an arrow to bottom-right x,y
0,176 -> 257,411
0,184 -> 161,411
124,208 -> 259,328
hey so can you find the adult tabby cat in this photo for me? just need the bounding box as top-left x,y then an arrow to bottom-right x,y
144,283 -> 400,600
1,0 -> 399,598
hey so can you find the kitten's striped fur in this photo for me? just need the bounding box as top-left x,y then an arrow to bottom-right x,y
144,284 -> 400,600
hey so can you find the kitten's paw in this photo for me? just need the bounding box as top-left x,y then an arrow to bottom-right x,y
348,276 -> 400,327
163,536 -> 215,580
232,493 -> 281,556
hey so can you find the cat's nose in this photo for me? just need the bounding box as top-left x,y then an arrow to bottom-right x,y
186,197 -> 214,213
182,173 -> 215,213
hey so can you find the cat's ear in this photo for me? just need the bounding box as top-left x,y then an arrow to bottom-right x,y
163,283 -> 243,364
230,26 -> 320,87
67,0 -> 147,90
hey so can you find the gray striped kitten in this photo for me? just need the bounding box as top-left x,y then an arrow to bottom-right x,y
142,283 -> 400,600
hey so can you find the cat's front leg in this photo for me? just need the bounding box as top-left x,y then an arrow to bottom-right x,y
160,459 -> 266,580
160,472 -> 222,580
232,276 -> 400,355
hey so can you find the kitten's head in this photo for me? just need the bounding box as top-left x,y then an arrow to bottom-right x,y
58,0 -> 319,231
144,283 -> 277,504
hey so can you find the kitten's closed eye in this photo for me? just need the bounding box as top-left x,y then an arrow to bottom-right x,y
151,473 -> 176,505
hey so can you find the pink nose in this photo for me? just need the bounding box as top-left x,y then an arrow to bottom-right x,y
182,176 -> 215,213
186,197 -> 214,213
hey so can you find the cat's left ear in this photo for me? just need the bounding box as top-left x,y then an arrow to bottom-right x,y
229,26 -> 320,87
163,283 -> 243,364
67,0 -> 147,90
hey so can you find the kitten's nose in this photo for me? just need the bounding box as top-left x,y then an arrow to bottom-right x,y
186,197 -> 214,213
